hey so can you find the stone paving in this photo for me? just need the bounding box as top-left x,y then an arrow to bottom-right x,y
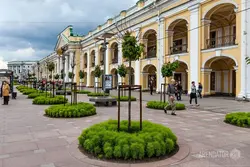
0,89 -> 250,167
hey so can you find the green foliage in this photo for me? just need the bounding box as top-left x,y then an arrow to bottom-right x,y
79,70 -> 85,79
47,62 -> 55,72
21,89 -> 37,95
94,65 -> 102,78
147,101 -> 186,110
87,92 -> 109,97
77,90 -> 92,94
45,102 -> 96,118
68,72 -> 74,79
33,96 -> 68,105
28,92 -> 49,99
122,31 -> 144,61
117,64 -> 127,78
78,120 -> 177,160
49,74 -> 52,79
246,57 -> 250,65
113,96 -> 136,101
161,61 -> 179,78
225,112 -> 250,128
54,74 -> 60,80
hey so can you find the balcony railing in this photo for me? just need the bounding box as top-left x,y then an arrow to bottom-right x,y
205,35 -> 236,49
112,58 -> 118,64
100,60 -> 104,65
170,44 -> 188,55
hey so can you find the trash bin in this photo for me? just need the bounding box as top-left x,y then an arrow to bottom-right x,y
12,92 -> 17,99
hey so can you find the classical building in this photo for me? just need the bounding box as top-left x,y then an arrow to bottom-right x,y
41,0 -> 250,99
7,61 -> 37,80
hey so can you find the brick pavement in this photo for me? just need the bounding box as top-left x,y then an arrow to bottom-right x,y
0,89 -> 250,167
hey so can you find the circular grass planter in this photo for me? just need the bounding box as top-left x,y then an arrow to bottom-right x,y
78,120 -> 177,161
87,92 -> 109,97
113,96 -> 137,102
45,102 -> 96,118
146,101 -> 186,110
33,96 -> 67,105
225,112 -> 250,128
77,90 -> 92,94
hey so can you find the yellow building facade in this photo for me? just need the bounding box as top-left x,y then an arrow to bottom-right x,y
50,0 -> 250,99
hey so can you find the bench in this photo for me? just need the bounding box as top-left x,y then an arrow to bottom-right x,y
89,96 -> 117,106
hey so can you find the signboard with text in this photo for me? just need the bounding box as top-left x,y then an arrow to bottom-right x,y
103,74 -> 113,90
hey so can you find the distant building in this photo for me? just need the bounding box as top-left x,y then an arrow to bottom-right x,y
7,61 -> 37,80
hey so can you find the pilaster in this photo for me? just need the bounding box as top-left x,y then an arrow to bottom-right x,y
135,27 -> 141,85
157,17 -> 165,92
87,49 -> 91,87
118,43 -> 123,84
189,3 -> 200,90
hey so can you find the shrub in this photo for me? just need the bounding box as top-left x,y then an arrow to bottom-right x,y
87,92 -> 109,97
78,120 -> 177,160
33,96 -> 67,105
77,90 -> 92,94
28,92 -> 50,99
113,96 -> 137,101
45,102 -> 96,118
147,101 -> 186,110
225,112 -> 250,128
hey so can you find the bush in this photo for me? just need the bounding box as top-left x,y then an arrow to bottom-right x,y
147,101 -> 186,110
33,96 -> 67,105
78,120 -> 177,160
225,112 -> 250,128
28,92 -> 50,99
87,92 -> 109,97
45,102 -> 96,118
77,90 -> 92,94
113,96 -> 137,101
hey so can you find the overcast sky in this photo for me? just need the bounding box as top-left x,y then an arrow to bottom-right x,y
0,0 -> 138,69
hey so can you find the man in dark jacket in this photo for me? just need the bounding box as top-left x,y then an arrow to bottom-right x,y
164,79 -> 176,116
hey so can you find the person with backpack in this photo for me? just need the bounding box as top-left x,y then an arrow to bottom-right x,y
164,79 -> 177,116
190,81 -> 199,106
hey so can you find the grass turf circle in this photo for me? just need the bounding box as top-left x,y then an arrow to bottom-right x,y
87,92 -> 109,97
225,112 -> 250,128
147,101 -> 186,110
45,102 -> 96,118
78,120 -> 177,160
33,96 -> 67,105
113,96 -> 137,101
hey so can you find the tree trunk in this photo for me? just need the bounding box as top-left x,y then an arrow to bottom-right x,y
128,59 -> 132,130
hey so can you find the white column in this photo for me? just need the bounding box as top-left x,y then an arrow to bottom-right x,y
57,56 -> 60,74
118,43 -> 122,84
189,4 -> 200,91
157,17 -> 165,92
105,48 -> 109,74
95,48 -> 100,85
135,28 -> 141,86
87,50 -> 91,87
65,55 -> 69,82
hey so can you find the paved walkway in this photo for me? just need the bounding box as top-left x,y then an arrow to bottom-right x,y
0,90 -> 250,167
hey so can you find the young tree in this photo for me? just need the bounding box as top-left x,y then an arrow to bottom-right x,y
79,70 -> 85,80
68,72 -> 74,80
94,65 -> 102,78
54,74 -> 60,81
161,61 -> 179,102
47,62 -> 55,80
246,57 -> 250,65
60,69 -> 64,80
122,31 -> 144,130
117,64 -> 127,82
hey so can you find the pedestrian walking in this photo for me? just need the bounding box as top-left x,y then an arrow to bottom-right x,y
189,81 -> 199,106
198,82 -> 203,99
177,81 -> 183,101
2,81 -> 10,105
149,77 -> 154,95
164,79 -> 177,116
